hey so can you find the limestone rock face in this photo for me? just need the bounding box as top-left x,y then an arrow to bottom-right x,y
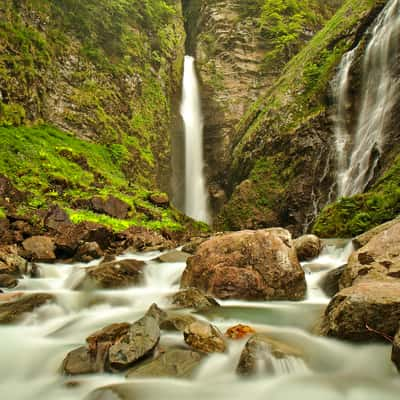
181,229 -> 306,301
340,221 -> 400,288
319,281 -> 400,340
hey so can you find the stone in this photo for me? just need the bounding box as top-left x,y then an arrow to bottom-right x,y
159,312 -> 198,332
0,274 -> 18,288
62,346 -> 99,375
392,329 -> 400,372
340,221 -> 400,288
172,288 -> 219,311
180,229 -> 306,301
86,323 -> 131,355
353,218 -> 400,249
318,265 -> 346,297
44,205 -> 72,232
148,193 -> 169,208
91,196 -> 130,219
108,305 -> 161,370
0,245 -> 28,276
294,234 -> 323,261
126,348 -> 202,378
225,324 -> 256,340
0,293 -> 54,323
77,259 -> 145,289
237,334 -> 303,376
22,236 -> 56,262
319,281 -> 400,340
183,321 -> 226,353
156,250 -> 190,263
181,237 -> 208,254
75,242 -> 104,262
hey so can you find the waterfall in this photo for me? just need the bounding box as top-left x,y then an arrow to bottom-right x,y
180,55 -> 210,223
334,0 -> 400,198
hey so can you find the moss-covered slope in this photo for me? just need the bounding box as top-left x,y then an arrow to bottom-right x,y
216,0 -> 387,234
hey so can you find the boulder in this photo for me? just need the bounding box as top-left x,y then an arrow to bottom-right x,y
75,242 -> 104,262
156,250 -> 190,263
294,234 -> 323,261
108,305 -> 162,370
0,274 -> 18,288
181,237 -> 208,254
126,348 -> 202,378
319,281 -> 400,340
0,293 -> 54,323
237,334 -> 303,376
77,259 -> 145,289
353,218 -> 400,249
62,346 -> 99,375
172,288 -> 219,311
0,245 -> 28,276
91,196 -> 130,219
392,329 -> 400,372
148,193 -> 169,208
318,265 -> 346,297
183,321 -> 226,353
44,205 -> 72,232
180,229 -> 306,301
340,221 -> 400,288
159,312 -> 198,332
22,236 -> 56,262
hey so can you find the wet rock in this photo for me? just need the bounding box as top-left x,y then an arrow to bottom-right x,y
0,274 -> 18,288
294,234 -> 323,261
353,218 -> 400,249
184,321 -> 226,353
55,222 -> 114,257
159,312 -> 198,332
126,348 -> 202,378
91,196 -> 130,219
340,221 -> 400,288
62,346 -> 99,375
156,250 -> 190,263
225,324 -> 256,340
0,245 -> 28,276
318,265 -> 346,297
237,334 -> 303,376
77,259 -> 145,289
22,236 -> 56,262
172,288 -> 219,311
181,237 -> 208,254
86,323 -> 131,355
392,329 -> 400,372
319,281 -> 400,340
148,193 -> 169,208
44,205 -> 72,232
181,229 -> 306,301
75,242 -> 104,262
108,305 -> 161,370
0,293 -> 54,323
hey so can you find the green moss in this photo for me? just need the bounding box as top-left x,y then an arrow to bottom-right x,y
313,155 -> 400,237
0,208 -> 5,219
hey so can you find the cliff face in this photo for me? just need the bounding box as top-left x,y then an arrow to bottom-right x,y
210,0 -> 389,235
183,0 -> 344,214
0,0 -> 185,189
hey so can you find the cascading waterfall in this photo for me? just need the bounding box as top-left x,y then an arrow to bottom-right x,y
334,0 -> 400,198
180,55 -> 210,223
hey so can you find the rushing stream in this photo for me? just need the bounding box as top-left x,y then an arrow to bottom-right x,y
334,0 -> 400,198
0,241 -> 399,400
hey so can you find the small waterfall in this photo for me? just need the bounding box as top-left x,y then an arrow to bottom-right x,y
180,55 -> 210,223
334,0 -> 400,198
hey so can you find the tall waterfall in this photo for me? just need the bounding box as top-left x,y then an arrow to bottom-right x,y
334,0 -> 400,198
180,56 -> 210,223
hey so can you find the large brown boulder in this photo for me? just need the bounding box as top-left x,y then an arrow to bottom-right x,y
0,293 -> 54,323
237,334 -> 303,376
180,229 -> 306,301
22,236 -> 56,262
91,196 -> 130,219
340,221 -> 400,289
319,281 -> 400,341
392,329 -> 400,372
183,321 -> 226,353
77,259 -> 145,289
294,234 -> 323,261
353,218 -> 400,249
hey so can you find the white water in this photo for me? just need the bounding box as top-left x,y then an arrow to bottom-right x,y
1,242 -> 399,400
334,0 -> 400,197
180,55 -> 210,223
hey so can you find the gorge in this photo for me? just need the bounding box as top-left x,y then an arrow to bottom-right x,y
0,0 -> 400,399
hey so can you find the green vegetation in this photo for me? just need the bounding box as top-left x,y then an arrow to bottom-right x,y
313,155 -> 400,238
0,208 -> 5,219
0,125 -> 192,232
